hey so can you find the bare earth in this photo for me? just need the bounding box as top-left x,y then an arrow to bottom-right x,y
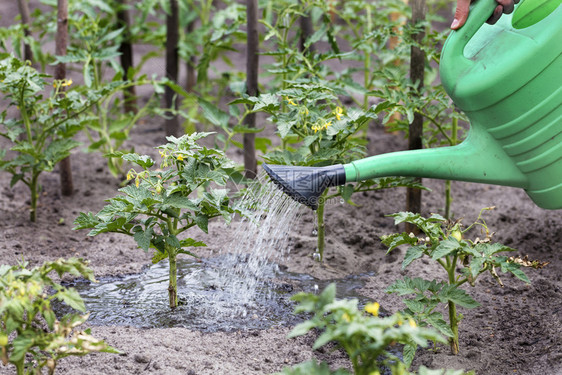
1,1 -> 561,375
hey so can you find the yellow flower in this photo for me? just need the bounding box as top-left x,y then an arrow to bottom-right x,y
63,79 -> 73,87
135,177 -> 140,188
177,154 -> 184,161
334,106 -> 343,121
159,150 -> 166,158
408,318 -> 417,328
325,120 -> 332,128
126,172 -> 133,181
342,313 -> 351,322
286,97 -> 297,106
365,302 -> 380,317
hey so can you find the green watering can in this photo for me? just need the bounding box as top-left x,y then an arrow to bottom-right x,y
264,0 -> 562,210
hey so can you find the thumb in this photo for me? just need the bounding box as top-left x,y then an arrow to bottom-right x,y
451,0 -> 471,29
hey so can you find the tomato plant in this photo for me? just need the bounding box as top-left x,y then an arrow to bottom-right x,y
74,132 -> 244,308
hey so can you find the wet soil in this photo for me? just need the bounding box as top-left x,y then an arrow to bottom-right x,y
1,1 -> 561,374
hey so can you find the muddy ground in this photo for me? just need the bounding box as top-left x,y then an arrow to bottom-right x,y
1,1 -> 561,374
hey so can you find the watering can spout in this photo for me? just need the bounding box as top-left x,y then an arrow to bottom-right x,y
343,125 -> 529,189
262,163 -> 346,210
264,124 -> 529,210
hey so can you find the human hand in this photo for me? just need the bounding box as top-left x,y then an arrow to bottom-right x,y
451,0 -> 520,30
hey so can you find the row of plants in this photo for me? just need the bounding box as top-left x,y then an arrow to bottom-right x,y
2,0 -> 463,225
1,0 -> 542,374
2,145 -> 544,373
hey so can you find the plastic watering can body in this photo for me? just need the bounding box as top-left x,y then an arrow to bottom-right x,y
437,0 -> 562,209
264,0 -> 562,210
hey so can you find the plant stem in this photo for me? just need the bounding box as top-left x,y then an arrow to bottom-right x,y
30,172 -> 39,222
445,180 -> 451,220
447,261 -> 460,354
316,189 -> 327,261
15,359 -> 24,375
448,300 -> 459,354
167,246 -> 178,308
444,117 -> 458,219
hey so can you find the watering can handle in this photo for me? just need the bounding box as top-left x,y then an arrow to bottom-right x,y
441,0 -> 498,69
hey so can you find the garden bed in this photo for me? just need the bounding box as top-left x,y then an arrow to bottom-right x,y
1,117 -> 561,374
1,0 -> 561,374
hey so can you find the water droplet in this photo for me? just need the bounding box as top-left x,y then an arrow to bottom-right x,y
312,252 -> 321,261
340,198 -> 345,204
312,229 -> 318,236
313,284 -> 319,293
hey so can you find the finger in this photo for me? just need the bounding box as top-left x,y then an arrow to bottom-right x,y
496,0 -> 515,14
451,0 -> 471,29
486,5 -> 503,25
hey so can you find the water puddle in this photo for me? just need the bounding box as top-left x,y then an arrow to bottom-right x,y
57,178 -> 374,332
59,255 -> 374,332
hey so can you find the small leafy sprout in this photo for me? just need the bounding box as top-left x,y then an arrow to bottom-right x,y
382,207 -> 546,356
286,283 -> 447,374
73,132 -> 244,308
0,258 -> 119,374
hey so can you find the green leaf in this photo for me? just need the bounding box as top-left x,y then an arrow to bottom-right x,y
403,245 -> 425,269
121,153 -> 154,169
253,93 -> 278,111
431,238 -> 462,260
45,139 -> 81,165
426,313 -> 454,337
58,287 -> 86,312
501,262 -> 530,284
179,238 -> 207,248
380,233 -> 418,253
403,342 -> 417,368
152,250 -> 167,264
165,235 -> 181,249
313,330 -> 335,350
43,309 -> 56,330
438,285 -> 479,309
194,215 -> 209,233
164,193 -> 198,210
288,320 -> 317,338
254,137 -> 272,153
73,212 -> 100,230
403,299 -> 425,313
319,283 -> 336,306
198,97 -> 229,130
119,185 -> 154,208
9,336 -> 33,362
133,227 -> 153,252
89,217 -> 128,236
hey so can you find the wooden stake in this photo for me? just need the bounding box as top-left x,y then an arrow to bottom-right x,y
405,0 -> 426,234
16,0 -> 33,63
243,0 -> 259,178
185,19 -> 196,92
116,0 -> 137,113
56,0 -> 73,197
164,0 -> 180,137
